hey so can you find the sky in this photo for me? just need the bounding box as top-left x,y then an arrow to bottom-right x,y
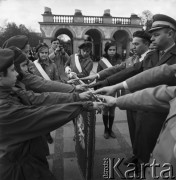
0,0 -> 176,32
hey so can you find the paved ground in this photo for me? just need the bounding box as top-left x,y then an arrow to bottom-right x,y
47,109 -> 132,180
47,62 -> 133,180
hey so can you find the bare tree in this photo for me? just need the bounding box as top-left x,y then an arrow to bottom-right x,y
140,10 -> 153,32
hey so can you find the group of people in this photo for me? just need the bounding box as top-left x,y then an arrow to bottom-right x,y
1,12 -> 176,180
81,13 -> 176,179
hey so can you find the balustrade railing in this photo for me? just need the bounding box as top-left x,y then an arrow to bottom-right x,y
50,15 -> 131,25
53,15 -> 73,23
112,17 -> 131,24
84,16 -> 103,24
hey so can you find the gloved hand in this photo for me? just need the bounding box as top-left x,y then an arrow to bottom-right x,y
88,79 -> 109,90
65,66 -> 71,74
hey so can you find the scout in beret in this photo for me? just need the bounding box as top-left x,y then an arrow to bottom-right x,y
2,35 -> 30,57
65,41 -> 93,79
0,48 -> 15,73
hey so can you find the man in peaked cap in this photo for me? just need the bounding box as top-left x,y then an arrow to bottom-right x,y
149,14 -> 176,33
90,14 -> 176,168
65,41 -> 93,79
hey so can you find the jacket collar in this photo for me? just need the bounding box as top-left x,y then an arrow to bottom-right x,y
157,44 -> 176,66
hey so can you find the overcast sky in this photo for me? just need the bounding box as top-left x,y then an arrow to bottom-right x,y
0,0 -> 176,32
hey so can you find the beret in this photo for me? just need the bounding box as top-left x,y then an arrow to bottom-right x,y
36,43 -> 49,53
104,41 -> 116,52
149,14 -> 176,33
9,46 -> 27,65
133,30 -> 151,43
0,48 -> 14,72
78,42 -> 92,50
2,35 -> 29,50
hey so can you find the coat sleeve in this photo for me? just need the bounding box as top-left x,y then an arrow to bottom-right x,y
21,72 -> 75,93
115,85 -> 176,112
1,102 -> 92,145
126,64 -> 176,92
106,61 -> 143,86
98,63 -> 126,80
16,89 -> 80,105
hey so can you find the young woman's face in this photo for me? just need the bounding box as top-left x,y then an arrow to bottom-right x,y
20,59 -> 28,73
39,47 -> 49,61
107,46 -> 116,57
0,64 -> 18,88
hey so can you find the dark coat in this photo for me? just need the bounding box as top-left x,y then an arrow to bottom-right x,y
0,87 -> 90,180
106,45 -> 176,86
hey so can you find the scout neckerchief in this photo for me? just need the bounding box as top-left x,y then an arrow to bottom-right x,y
99,57 -> 112,69
74,54 -> 82,73
33,59 -> 51,80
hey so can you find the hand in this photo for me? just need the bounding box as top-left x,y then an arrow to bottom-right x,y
92,102 -> 106,113
94,86 -> 116,95
98,95 -> 117,107
65,66 -> 71,74
75,84 -> 89,91
67,79 -> 80,84
79,91 -> 92,100
88,80 -> 108,90
79,74 -> 98,81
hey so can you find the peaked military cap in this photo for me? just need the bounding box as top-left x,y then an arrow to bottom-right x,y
0,48 -> 14,72
2,35 -> 29,50
133,30 -> 151,43
149,14 -> 176,33
78,42 -> 92,50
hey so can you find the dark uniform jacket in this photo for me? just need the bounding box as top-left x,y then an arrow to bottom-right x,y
66,54 -> 93,78
106,45 -> 176,86
0,87 -> 92,180
21,71 -> 75,93
105,44 -> 176,163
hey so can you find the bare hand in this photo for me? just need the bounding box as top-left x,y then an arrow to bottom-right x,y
79,91 -> 92,100
94,86 -> 116,95
75,84 -> 89,91
98,95 -> 117,107
92,102 -> 106,113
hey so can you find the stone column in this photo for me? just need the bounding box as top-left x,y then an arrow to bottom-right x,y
72,38 -> 84,54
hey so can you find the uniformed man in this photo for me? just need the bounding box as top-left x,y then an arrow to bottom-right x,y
94,14 -> 176,167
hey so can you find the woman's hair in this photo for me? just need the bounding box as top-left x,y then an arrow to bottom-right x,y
104,41 -> 116,53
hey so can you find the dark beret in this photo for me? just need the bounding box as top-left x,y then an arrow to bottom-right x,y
0,48 -> 14,72
133,30 -> 151,43
36,43 -> 49,53
104,41 -> 116,53
9,46 -> 27,65
78,42 -> 92,50
2,35 -> 29,50
149,14 -> 176,33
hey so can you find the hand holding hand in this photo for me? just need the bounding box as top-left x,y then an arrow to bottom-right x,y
79,91 -> 93,100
